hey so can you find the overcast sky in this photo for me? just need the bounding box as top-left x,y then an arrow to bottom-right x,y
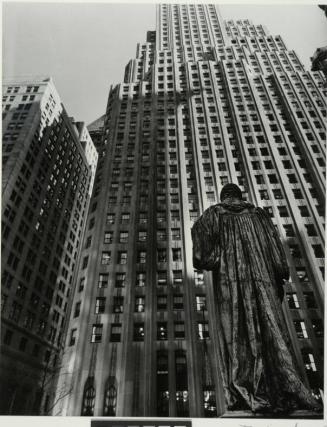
3,2 -> 326,125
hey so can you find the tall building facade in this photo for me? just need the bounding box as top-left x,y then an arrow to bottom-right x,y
55,4 -> 325,417
1,77 -> 97,414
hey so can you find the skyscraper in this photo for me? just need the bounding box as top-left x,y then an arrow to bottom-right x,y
55,4 -> 325,417
1,77 -> 97,414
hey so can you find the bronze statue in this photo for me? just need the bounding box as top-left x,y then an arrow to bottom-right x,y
191,183 -> 320,414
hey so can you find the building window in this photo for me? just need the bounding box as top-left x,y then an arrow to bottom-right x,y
115,272 -> 126,288
136,272 -> 146,287
173,294 -> 184,310
138,231 -> 147,242
4,329 -> 13,345
287,174 -> 298,184
119,231 -> 128,243
278,206 -> 289,217
198,322 -> 209,340
312,319 -> 323,338
138,251 -> 146,263
24,311 -> 35,329
81,378 -> 96,416
74,302 -> 81,318
157,322 -> 168,340
252,161 -> 260,170
157,351 -> 169,417
194,270 -> 204,286
9,301 -> 22,322
303,292 -> 317,309
99,273 -> 109,288
157,270 -> 167,286
283,224 -> 295,237
158,248 -> 167,263
174,322 -> 185,339
255,175 -> 265,184
101,251 -> 111,265
95,297 -> 106,314
289,244 -> 302,258
259,190 -> 269,200
190,210 -> 198,223
135,296 -> 145,312
299,206 -> 310,217
301,349 -> 317,372
157,210 -> 166,223
117,251 -> 127,264
82,256 -> 89,269
107,213 -> 115,224
286,293 -> 300,309
196,295 -> 207,311
293,189 -> 303,199
268,174 -> 278,184
203,388 -> 217,417
173,270 -> 183,285
157,229 -> 167,241
113,296 -> 124,313
139,212 -> 148,224
296,267 -> 308,282
134,323 -> 145,341
110,324 -> 122,342
293,320 -> 308,338
2,270 -> 13,289
172,248 -> 182,262
104,232 -> 113,244
89,218 -> 95,230
79,277 -> 85,292
175,350 -> 189,416
121,213 -> 130,223
312,244 -> 324,258
172,228 -> 181,240
171,210 -> 180,221
103,379 -> 117,416
69,328 -> 77,346
157,295 -> 167,310
305,224 -> 317,237
91,324 -> 103,343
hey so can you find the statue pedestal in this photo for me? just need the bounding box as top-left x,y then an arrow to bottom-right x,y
221,410 -> 323,419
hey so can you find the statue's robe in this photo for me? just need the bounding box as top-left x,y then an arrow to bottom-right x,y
192,199 -> 319,413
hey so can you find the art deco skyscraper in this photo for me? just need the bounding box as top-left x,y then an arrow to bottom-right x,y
56,4 -> 325,418
1,77 -> 98,414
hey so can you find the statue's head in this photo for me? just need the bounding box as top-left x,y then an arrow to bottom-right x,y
220,183 -> 242,202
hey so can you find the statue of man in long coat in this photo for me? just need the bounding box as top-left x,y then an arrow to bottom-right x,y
191,183 -> 320,414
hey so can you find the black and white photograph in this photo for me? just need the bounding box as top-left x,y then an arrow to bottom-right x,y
1,2 -> 326,425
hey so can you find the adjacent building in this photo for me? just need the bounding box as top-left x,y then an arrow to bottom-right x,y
87,115 -> 106,155
311,47 -> 327,83
55,4 -> 325,417
311,5 -> 327,84
1,77 -> 97,414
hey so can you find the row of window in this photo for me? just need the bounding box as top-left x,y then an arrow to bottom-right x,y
73,294 -> 207,317
101,228 -> 182,245
78,270 -> 204,291
82,321 -> 210,344
5,85 -> 39,94
98,248 -> 183,266
105,194 -> 194,207
2,328 -> 57,363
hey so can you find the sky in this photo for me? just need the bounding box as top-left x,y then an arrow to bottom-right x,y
3,2 -> 327,125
